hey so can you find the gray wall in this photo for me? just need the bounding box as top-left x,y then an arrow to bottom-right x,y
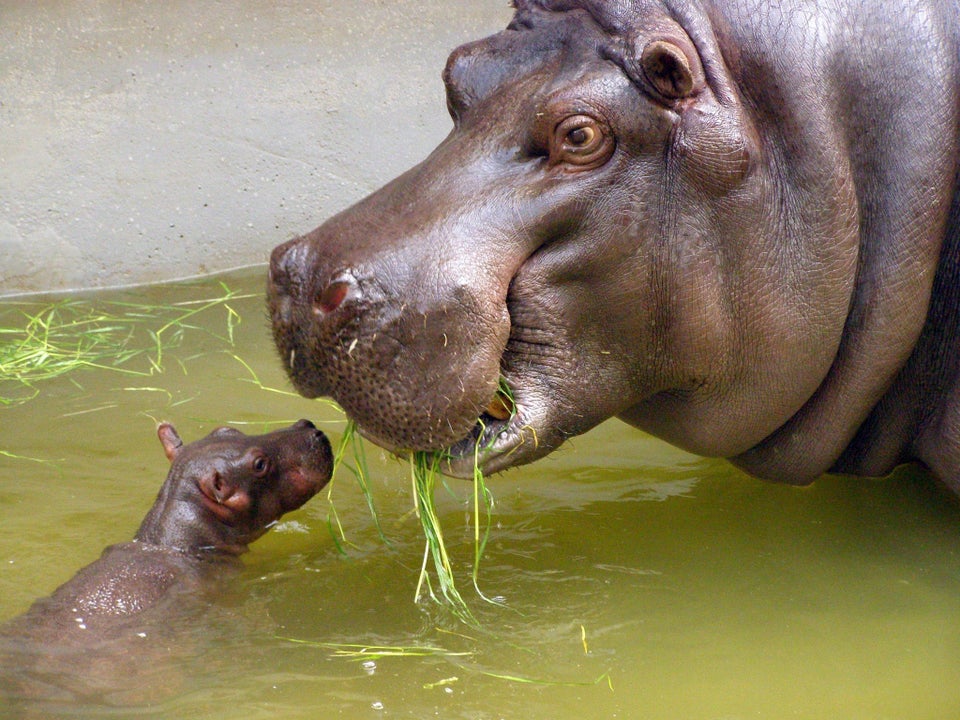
0,1 -> 512,296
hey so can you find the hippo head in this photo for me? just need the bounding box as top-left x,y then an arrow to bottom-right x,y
137,420 -> 333,553
268,0 -> 861,479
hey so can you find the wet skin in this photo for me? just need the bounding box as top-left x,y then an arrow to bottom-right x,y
269,0 -> 960,495
0,420 -> 332,704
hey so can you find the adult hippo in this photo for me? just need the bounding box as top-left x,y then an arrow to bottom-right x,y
269,0 -> 960,495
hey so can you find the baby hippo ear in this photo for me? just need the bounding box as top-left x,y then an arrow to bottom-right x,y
157,422 -> 184,462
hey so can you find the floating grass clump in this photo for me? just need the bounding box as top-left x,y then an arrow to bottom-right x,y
0,282 -> 247,406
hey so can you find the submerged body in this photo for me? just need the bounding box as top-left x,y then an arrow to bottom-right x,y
269,0 -> 960,495
0,420 -> 332,706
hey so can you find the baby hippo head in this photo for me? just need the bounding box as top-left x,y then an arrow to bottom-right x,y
138,419 -> 333,554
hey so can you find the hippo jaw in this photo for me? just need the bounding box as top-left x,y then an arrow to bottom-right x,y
437,394 -> 563,478
267,235 -> 563,474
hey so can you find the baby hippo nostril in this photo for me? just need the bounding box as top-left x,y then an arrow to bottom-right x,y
313,276 -> 358,315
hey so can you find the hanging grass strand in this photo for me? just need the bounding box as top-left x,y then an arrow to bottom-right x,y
411,449 -> 478,625
324,420 -> 390,553
408,379 -> 517,622
471,420 -> 503,606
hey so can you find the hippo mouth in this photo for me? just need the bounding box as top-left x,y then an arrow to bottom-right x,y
351,381 -> 542,478
437,392 -> 533,477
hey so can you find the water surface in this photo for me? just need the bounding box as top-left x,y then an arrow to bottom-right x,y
1,268 -> 958,718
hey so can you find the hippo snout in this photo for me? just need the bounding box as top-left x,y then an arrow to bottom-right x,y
267,211 -> 513,453
270,236 -> 363,322
268,235 -> 374,403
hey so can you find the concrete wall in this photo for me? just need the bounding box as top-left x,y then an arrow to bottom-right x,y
0,1 -> 513,296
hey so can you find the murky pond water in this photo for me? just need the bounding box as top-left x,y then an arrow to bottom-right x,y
1,267 -> 958,719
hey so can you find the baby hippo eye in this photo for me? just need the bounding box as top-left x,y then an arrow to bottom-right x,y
252,455 -> 269,476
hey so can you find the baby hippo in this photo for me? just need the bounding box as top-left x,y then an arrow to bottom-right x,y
0,420 -> 332,707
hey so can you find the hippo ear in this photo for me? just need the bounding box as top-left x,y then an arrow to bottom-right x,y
157,422 -> 184,462
640,39 -> 703,100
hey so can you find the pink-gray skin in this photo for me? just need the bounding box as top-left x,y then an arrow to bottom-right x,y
268,0 -> 960,495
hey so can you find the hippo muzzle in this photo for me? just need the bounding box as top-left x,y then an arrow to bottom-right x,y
268,212 -> 512,458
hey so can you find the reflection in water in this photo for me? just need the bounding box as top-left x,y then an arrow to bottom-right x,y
1,268 -> 959,719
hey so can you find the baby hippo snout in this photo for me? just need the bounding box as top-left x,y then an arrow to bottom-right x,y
280,418 -> 335,508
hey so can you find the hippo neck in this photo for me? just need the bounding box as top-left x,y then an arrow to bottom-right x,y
735,176 -> 960,484
832,182 -> 960,479
134,490 -> 251,558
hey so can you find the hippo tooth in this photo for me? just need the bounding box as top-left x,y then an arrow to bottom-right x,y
485,395 -> 512,421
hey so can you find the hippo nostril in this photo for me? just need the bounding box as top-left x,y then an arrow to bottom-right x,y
313,275 -> 359,316
315,282 -> 349,314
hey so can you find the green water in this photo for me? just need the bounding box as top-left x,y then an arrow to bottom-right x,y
1,268 -> 958,719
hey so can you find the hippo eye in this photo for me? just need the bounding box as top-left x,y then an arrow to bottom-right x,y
252,455 -> 269,477
566,126 -> 595,147
553,114 -> 613,169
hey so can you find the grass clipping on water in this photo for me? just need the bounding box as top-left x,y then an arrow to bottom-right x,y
0,283 -> 246,406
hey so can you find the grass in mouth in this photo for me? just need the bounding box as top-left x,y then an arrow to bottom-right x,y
410,379 -> 516,625
0,282 -> 247,406
324,380 -> 516,626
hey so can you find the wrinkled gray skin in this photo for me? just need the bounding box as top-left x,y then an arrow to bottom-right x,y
0,421 -> 331,704
269,0 -> 960,495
